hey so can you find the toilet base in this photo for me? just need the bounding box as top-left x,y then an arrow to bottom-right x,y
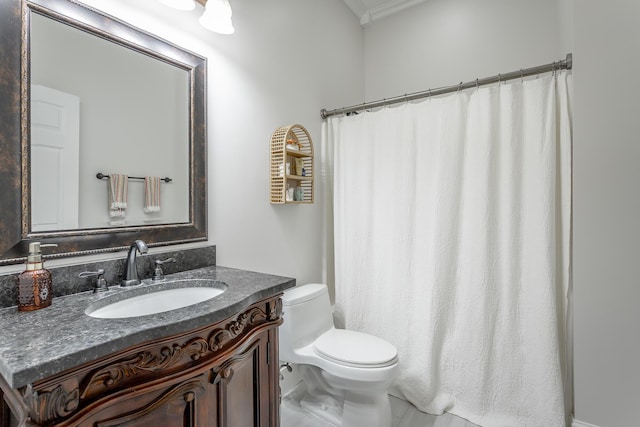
299,365 -> 393,427
341,390 -> 391,427
299,393 -> 342,425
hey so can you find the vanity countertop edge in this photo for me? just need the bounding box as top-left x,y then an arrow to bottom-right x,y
0,265 -> 295,389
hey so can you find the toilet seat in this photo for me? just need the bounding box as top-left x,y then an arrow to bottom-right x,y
313,329 -> 398,368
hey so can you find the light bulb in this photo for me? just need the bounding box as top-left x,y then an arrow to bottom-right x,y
199,0 -> 235,34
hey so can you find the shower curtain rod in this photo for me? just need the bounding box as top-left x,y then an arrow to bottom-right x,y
320,53 -> 572,119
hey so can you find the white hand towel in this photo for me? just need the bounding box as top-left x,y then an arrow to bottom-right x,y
144,176 -> 161,213
108,174 -> 128,217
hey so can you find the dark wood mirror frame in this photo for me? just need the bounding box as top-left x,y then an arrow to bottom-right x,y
0,0 -> 207,265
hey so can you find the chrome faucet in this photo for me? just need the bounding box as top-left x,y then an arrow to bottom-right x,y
121,240 -> 148,286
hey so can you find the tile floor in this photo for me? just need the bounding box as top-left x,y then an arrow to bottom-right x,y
281,384 -> 480,427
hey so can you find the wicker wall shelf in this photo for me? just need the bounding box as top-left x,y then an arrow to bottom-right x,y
270,124 -> 314,204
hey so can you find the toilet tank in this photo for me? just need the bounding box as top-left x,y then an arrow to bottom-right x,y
280,283 -> 333,361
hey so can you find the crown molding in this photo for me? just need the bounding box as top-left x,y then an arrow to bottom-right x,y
343,0 -> 427,26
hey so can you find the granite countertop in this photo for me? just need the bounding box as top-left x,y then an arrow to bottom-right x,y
0,265 -> 295,389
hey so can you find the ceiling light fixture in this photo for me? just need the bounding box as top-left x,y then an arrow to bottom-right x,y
158,0 -> 234,35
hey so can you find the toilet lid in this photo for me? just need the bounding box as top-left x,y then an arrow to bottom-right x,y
314,329 -> 398,367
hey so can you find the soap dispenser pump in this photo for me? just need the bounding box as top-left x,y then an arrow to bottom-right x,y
17,242 -> 57,311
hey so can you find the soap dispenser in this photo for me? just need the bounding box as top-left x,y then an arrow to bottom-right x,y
17,242 -> 57,311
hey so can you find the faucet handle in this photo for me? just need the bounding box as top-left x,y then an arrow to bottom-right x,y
79,269 -> 109,293
153,258 -> 176,281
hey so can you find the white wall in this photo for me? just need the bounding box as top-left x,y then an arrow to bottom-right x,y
573,1 -> 640,426
363,0 -> 568,100
203,0 -> 363,284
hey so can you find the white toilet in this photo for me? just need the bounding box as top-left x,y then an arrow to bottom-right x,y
280,283 -> 399,427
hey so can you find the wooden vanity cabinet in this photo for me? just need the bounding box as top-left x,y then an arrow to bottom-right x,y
0,295 -> 283,427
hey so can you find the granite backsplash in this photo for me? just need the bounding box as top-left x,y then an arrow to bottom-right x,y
0,245 -> 216,309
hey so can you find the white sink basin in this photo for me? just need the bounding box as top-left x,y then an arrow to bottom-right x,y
86,279 -> 227,319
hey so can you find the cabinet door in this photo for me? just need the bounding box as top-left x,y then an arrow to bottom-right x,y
80,374 -> 208,427
211,330 -> 277,427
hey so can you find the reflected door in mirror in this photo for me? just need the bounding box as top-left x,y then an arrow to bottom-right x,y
31,85 -> 80,232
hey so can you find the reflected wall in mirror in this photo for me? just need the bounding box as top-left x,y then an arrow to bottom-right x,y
0,0 -> 207,264
30,13 -> 190,231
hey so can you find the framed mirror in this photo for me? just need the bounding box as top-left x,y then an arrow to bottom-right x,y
0,0 -> 207,265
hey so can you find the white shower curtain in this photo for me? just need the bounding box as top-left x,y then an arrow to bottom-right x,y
322,72 -> 572,427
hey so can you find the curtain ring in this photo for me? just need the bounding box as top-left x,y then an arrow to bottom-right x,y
498,73 -> 502,86
475,78 -> 479,91
458,81 -> 463,93
520,68 -> 524,83
428,88 -> 432,100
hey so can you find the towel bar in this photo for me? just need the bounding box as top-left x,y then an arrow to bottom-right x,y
96,173 -> 172,183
